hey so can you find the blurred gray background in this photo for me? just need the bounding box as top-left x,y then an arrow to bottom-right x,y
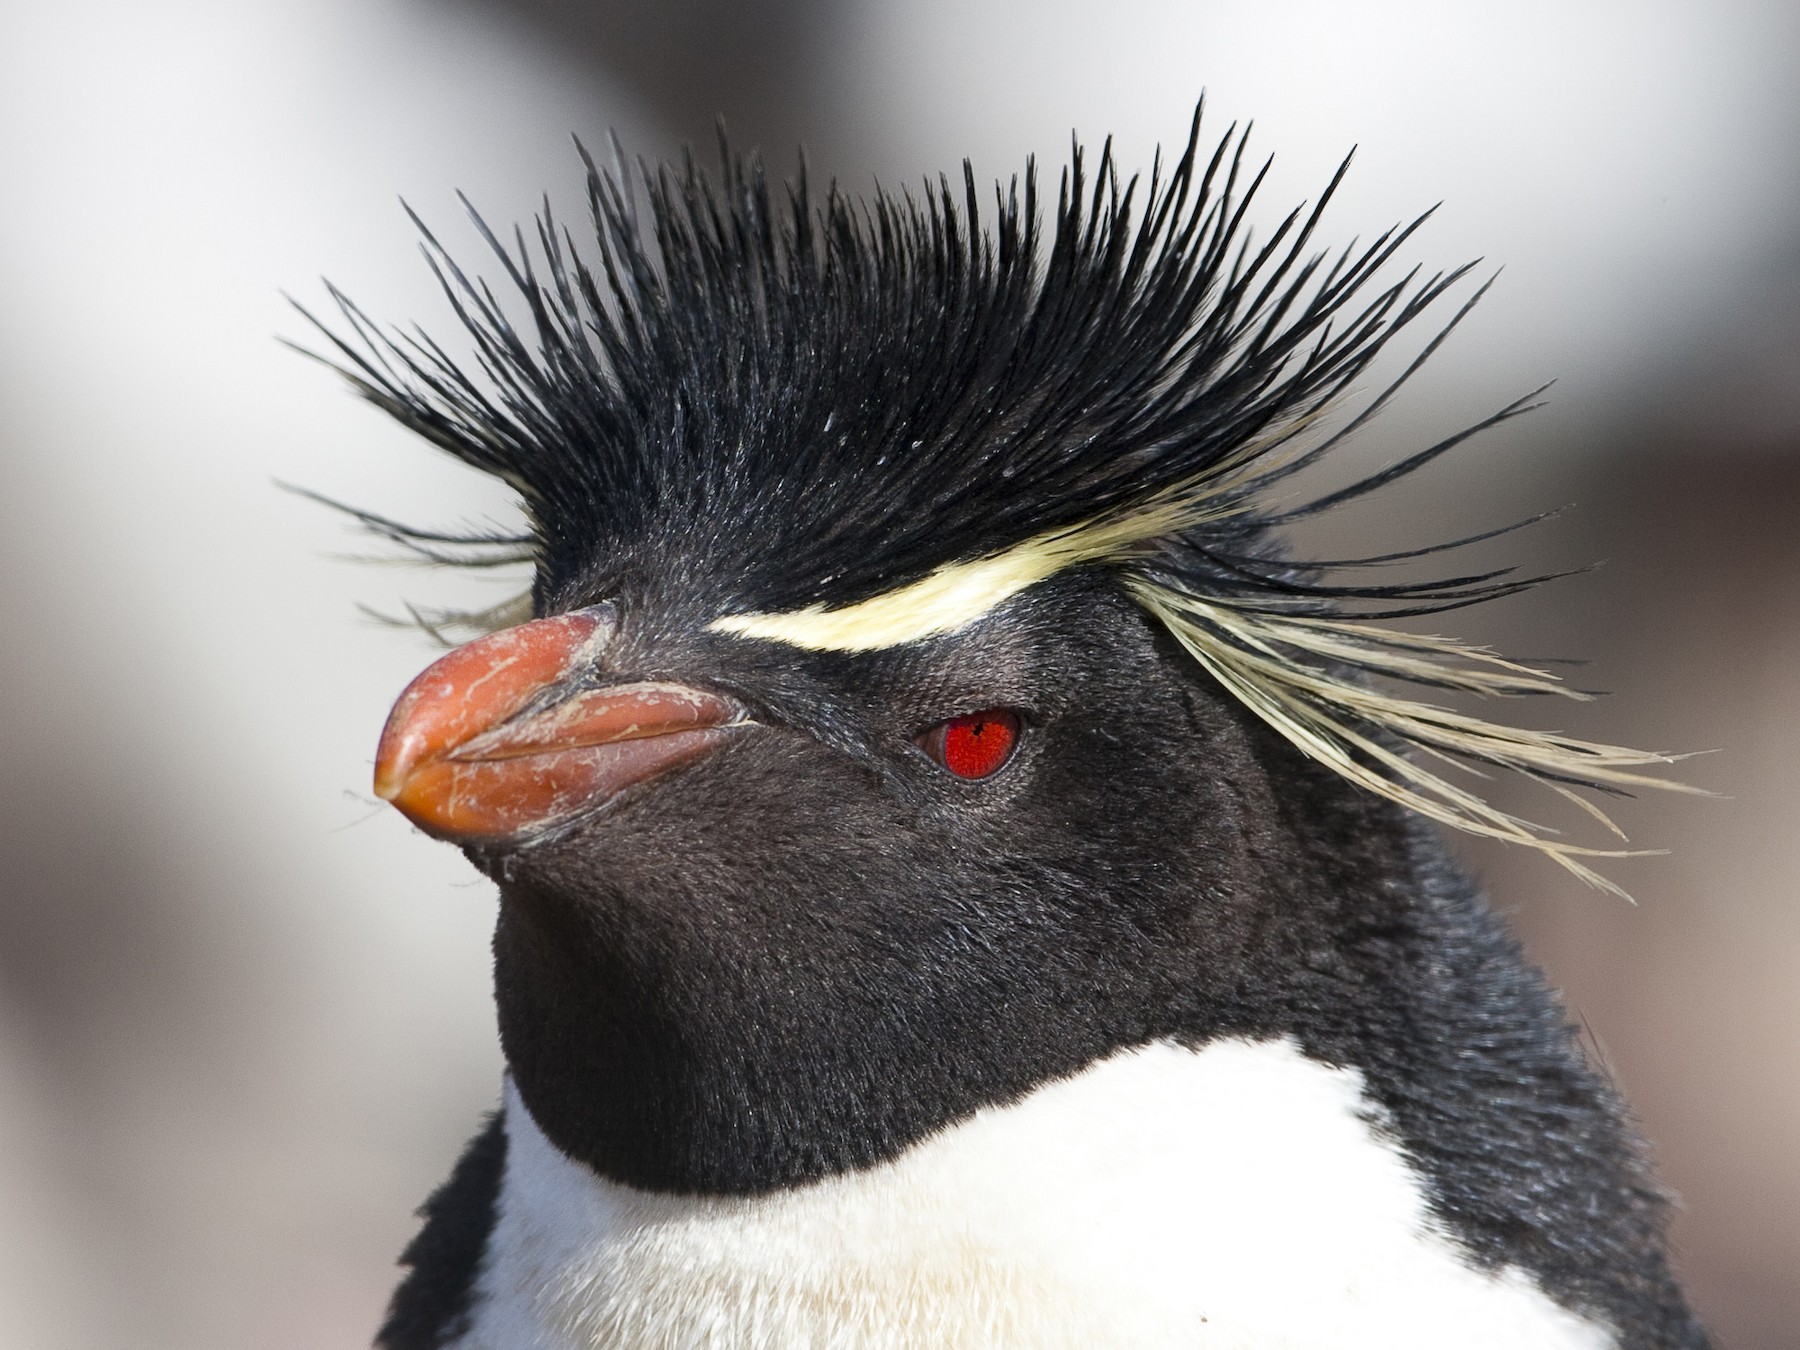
1,1 -> 1795,1345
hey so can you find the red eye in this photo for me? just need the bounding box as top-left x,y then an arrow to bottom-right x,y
918,709 -> 1022,780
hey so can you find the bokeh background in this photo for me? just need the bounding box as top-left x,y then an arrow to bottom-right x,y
1,1 -> 1796,1345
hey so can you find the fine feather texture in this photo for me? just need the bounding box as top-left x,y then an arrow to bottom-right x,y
294,102 -> 1691,888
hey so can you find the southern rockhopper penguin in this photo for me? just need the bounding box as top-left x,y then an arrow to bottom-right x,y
304,107 -> 1709,1347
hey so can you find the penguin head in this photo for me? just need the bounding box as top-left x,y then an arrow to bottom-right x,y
312,109 -> 1686,1192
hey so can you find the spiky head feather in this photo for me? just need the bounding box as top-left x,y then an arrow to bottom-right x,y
297,104 -> 1695,894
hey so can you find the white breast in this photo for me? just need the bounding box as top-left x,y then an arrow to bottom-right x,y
454,1038 -> 1614,1349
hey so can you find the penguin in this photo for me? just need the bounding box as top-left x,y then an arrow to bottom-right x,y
302,106 -> 1709,1348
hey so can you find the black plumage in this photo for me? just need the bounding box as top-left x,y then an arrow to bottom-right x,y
304,105 -> 1707,1348
305,106 -> 1512,621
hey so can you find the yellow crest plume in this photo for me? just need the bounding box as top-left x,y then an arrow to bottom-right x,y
709,478 -> 1699,898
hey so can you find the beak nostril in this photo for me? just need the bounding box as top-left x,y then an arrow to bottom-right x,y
568,600 -> 621,651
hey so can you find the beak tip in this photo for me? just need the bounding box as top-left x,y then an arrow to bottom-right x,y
373,733 -> 414,803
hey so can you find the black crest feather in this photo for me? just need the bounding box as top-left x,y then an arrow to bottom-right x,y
295,104 -> 1512,616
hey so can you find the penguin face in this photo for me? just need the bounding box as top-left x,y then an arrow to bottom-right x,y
378,568 -> 1289,1191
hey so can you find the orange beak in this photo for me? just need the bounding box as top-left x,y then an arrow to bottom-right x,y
373,609 -> 746,844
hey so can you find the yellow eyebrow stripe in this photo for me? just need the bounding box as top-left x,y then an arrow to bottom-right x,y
703,422 -> 1311,653
707,501 -> 1200,652
709,547 -> 1062,651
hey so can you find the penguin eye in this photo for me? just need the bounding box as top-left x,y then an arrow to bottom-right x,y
917,709 -> 1021,780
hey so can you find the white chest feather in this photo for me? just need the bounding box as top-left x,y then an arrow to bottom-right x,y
454,1038 -> 1613,1349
